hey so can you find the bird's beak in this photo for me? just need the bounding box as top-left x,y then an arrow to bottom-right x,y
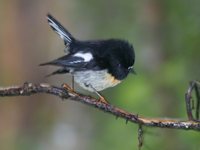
130,68 -> 136,75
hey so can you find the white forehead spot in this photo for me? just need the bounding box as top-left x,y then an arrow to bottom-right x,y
74,52 -> 93,62
128,66 -> 133,70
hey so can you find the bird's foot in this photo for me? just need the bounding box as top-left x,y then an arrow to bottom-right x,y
62,83 -> 79,97
84,83 -> 110,104
97,94 -> 109,104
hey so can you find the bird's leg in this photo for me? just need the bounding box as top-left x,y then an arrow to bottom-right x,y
62,83 -> 79,96
72,75 -> 75,90
86,84 -> 109,104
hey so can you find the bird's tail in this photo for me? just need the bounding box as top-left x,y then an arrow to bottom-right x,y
47,13 -> 75,46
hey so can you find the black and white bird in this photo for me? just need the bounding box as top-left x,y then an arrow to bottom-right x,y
40,14 -> 135,103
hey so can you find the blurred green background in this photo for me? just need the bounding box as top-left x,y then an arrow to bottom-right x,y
0,0 -> 200,150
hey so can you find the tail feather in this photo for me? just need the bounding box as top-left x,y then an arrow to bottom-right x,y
47,13 -> 75,46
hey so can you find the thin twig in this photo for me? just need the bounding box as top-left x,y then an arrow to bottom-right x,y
185,82 -> 194,120
185,80 -> 200,121
194,82 -> 200,120
138,124 -> 143,150
0,82 -> 200,131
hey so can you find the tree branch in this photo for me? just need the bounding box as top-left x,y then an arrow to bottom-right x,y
0,82 -> 200,131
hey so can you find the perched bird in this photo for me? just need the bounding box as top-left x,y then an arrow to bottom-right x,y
40,14 -> 135,103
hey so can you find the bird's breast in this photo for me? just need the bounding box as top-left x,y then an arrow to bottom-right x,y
73,70 -> 121,92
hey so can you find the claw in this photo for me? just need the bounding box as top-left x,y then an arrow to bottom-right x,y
62,83 -> 78,96
98,95 -> 109,104
85,83 -> 110,104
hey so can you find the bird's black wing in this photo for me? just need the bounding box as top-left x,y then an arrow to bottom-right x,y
40,51 -> 100,72
44,67 -> 70,77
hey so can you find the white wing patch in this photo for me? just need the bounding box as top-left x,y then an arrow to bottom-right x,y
74,52 -> 93,62
47,17 -> 72,42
